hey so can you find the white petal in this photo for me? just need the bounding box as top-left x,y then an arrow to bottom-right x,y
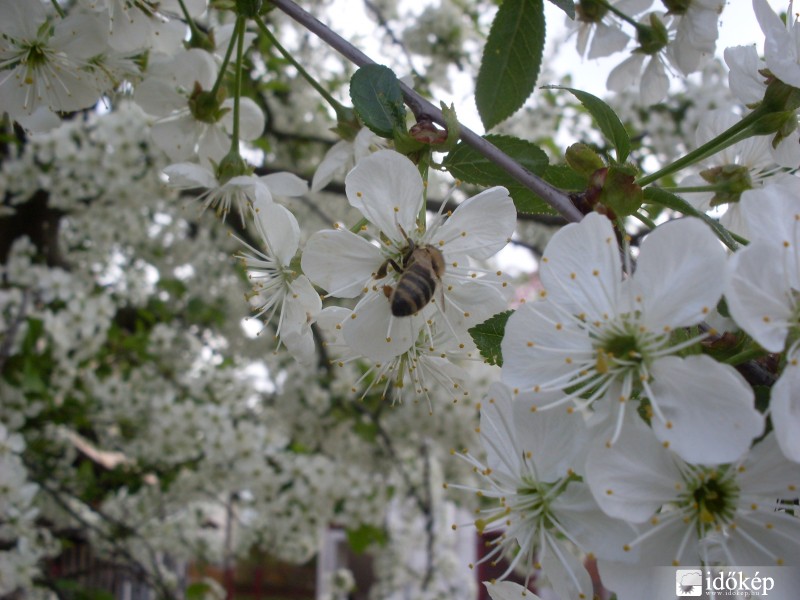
311,140 -> 354,192
501,301 -> 594,391
221,96 -> 265,140
737,432 -> 800,494
586,416 -> 683,522
197,123 -> 230,167
512,390 -> 589,480
588,24 -> 631,59
433,187 -> 515,259
768,367 -> 800,463
721,509 -> 800,566
726,242 -> 794,352
345,150 -> 423,242
260,172 -> 309,197
301,229 -> 384,298
640,55 -> 669,105
539,542 -> 593,600
754,0 -> 800,88
255,201 -> 300,266
633,217 -> 726,329
342,292 -> 421,362
151,116 -> 202,161
607,54 -> 644,93
724,45 -> 766,105
483,581 -> 541,600
163,162 -> 217,188
553,484 -> 637,562
540,212 -> 621,320
648,355 -> 763,465
479,383 -> 523,477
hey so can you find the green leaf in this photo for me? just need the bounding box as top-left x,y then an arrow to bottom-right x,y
350,64 -> 407,139
643,187 -> 739,251
346,524 -> 388,554
547,86 -> 631,162
443,134 -> 553,214
543,163 -> 588,191
547,0 -> 575,19
469,310 -> 514,367
476,0 -> 545,129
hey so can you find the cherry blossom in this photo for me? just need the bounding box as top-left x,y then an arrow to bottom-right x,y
501,212 -> 763,464
236,199 -> 321,364
162,162 -> 307,223
454,384 -> 633,600
0,3 -> 110,126
587,418 -> 800,599
302,150 -> 515,364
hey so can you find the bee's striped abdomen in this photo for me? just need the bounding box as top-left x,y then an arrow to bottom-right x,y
391,262 -> 436,316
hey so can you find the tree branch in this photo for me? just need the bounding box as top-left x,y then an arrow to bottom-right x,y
267,0 -> 583,223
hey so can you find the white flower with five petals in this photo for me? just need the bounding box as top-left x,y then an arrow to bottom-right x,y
587,418 -> 800,600
301,150 -> 515,364
454,383 -> 634,600
501,212 -> 763,464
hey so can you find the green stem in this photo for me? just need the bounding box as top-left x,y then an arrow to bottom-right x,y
49,0 -> 66,17
210,18 -> 240,99
255,18 -> 349,118
229,16 -> 246,153
174,0 -> 204,42
592,0 -> 639,27
661,184 -> 727,193
637,107 -> 770,187
724,347 -> 767,366
632,210 -> 657,230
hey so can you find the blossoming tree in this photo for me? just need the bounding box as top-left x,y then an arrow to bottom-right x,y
2,0 -> 799,599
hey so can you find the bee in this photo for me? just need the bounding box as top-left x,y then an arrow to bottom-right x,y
377,236 -> 446,317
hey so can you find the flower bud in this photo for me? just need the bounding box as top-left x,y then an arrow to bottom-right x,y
565,143 -> 604,179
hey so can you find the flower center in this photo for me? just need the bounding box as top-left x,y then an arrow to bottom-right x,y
680,467 -> 739,535
592,317 -> 654,375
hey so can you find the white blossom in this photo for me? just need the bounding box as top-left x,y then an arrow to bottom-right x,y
501,212 -> 763,464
